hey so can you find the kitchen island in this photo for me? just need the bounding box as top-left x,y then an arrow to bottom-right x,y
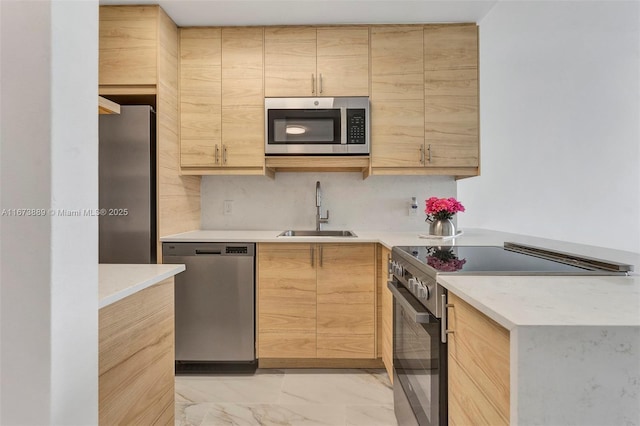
440,274 -> 640,425
98,264 -> 185,425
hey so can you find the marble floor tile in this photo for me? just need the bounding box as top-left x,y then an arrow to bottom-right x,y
279,369 -> 393,406
176,370 -> 285,404
345,404 -> 396,426
176,402 -> 211,426
175,369 -> 397,426
182,403 -> 346,426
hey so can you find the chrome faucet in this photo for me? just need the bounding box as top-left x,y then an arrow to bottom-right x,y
315,181 -> 329,231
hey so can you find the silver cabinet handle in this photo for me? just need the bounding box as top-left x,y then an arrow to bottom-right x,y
311,74 -> 315,94
441,294 -> 448,343
215,145 -> 220,165
319,73 -> 323,94
442,295 -> 455,343
419,145 -> 425,165
319,245 -> 323,267
310,246 -> 315,267
223,144 -> 228,165
427,144 -> 432,163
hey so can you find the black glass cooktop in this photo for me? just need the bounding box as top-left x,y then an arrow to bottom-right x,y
395,245 -> 598,274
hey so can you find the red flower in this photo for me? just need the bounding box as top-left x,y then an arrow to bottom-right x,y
425,197 -> 465,221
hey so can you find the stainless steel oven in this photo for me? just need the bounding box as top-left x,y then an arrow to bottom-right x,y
388,256 -> 447,426
264,97 -> 369,155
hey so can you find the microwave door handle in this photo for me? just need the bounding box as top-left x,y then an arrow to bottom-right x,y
341,107 -> 347,145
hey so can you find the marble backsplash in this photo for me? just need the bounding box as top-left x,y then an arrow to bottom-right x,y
200,173 -> 456,231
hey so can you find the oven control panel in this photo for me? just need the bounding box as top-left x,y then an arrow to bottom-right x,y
389,259 -> 437,308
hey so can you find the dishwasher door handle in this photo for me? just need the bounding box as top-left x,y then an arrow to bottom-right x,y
195,250 -> 222,255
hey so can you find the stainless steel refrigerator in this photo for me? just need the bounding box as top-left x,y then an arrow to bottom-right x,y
99,105 -> 156,264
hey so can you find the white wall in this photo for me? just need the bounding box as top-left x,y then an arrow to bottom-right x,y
458,1 -> 640,253
0,1 -> 99,424
201,173 -> 456,231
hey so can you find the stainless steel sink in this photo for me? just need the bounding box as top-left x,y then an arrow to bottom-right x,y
278,230 -> 357,237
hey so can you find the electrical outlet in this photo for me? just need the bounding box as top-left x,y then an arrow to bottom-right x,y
409,197 -> 418,216
223,200 -> 234,215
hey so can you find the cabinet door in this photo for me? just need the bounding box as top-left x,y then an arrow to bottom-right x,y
371,99 -> 424,167
221,27 -> 264,168
258,244 -> 317,358
370,26 -> 425,168
179,28 -> 221,168
99,6 -> 158,86
447,292 -> 510,425
317,244 -> 375,358
316,27 -> 370,96
379,245 -> 393,382
264,27 -> 317,97
424,24 -> 479,168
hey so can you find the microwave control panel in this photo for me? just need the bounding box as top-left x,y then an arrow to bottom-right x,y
346,109 -> 366,144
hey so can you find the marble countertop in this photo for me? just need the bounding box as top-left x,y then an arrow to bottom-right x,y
161,228 -> 640,268
438,274 -> 640,329
99,263 -> 185,308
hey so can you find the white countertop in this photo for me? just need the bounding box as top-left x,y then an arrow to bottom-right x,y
161,227 -> 640,268
438,274 -> 640,329
99,263 -> 185,308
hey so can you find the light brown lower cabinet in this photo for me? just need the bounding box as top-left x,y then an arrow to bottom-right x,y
257,243 -> 376,361
378,245 -> 394,382
99,278 -> 175,425
447,292 -> 510,426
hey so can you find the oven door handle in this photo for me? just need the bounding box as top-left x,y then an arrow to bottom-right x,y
387,281 -> 432,323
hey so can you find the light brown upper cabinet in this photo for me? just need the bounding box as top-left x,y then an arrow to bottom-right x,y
264,26 -> 370,97
370,26 -> 425,169
371,24 -> 479,177
179,27 -> 265,174
424,24 -> 479,170
180,28 -> 221,168
221,27 -> 265,169
99,6 -> 158,87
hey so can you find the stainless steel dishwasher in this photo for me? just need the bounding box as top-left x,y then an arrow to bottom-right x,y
162,242 -> 256,373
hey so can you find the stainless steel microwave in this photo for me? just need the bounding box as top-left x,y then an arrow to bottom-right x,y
265,97 -> 370,155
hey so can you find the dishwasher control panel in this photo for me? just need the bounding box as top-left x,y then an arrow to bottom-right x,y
226,246 -> 248,254
163,243 -> 255,257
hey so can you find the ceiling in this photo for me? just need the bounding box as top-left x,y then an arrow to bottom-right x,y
98,0 -> 498,26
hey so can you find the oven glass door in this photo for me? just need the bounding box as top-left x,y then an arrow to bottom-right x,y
267,109 -> 341,144
392,283 -> 446,426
